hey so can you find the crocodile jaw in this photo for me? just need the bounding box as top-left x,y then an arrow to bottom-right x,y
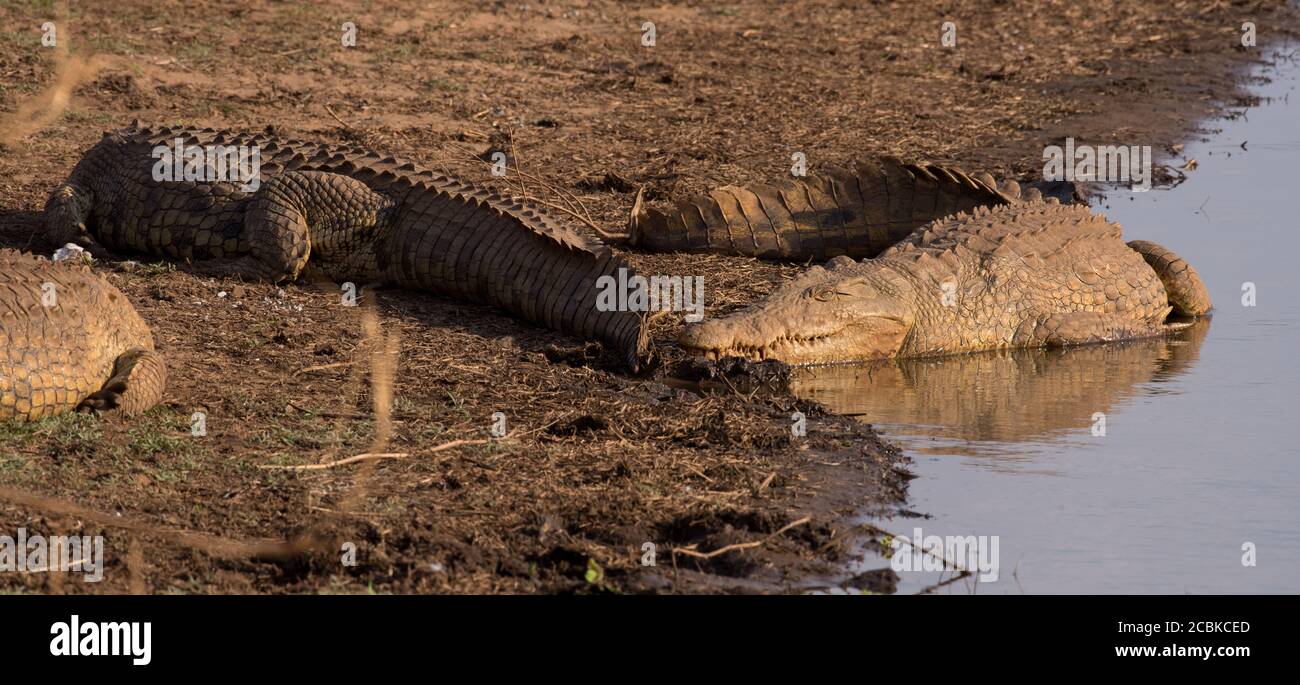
680,316 -> 910,365
678,260 -> 915,366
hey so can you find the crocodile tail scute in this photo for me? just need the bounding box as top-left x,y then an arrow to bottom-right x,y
628,156 -> 1018,261
1127,240 -> 1212,317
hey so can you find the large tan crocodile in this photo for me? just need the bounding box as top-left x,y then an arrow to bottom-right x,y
620,157 -> 1064,261
45,124 -> 651,370
679,201 -> 1211,365
0,249 -> 165,421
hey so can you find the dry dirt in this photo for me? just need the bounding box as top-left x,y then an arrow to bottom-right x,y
0,0 -> 1296,594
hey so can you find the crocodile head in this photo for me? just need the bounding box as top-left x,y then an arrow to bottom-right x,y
679,257 -> 917,365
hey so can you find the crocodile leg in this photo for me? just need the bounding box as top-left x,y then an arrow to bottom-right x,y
43,182 -> 110,258
187,171 -> 395,281
1127,240 -> 1212,317
236,173 -> 318,280
77,349 -> 167,416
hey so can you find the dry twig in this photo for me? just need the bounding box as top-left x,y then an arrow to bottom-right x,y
258,439 -> 487,471
671,516 -> 812,560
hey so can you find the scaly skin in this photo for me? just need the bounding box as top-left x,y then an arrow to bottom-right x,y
45,124 -> 650,370
0,249 -> 165,421
679,202 -> 1211,365
626,156 -> 1062,260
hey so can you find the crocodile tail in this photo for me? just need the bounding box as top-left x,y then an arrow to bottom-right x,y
585,250 -> 655,372
627,156 -> 1016,261
78,349 -> 167,416
1127,240 -> 1212,317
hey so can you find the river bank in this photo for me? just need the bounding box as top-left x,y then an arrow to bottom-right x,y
0,0 -> 1295,593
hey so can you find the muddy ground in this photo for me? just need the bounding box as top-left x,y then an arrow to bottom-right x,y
0,0 -> 1296,594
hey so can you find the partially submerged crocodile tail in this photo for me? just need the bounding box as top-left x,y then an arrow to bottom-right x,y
627,156 -> 1019,261
1126,240 -> 1212,317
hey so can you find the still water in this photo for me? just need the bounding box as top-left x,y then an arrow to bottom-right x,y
793,57 -> 1300,593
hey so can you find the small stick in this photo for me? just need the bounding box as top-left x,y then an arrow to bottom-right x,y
916,569 -> 973,595
324,103 -> 353,130
21,557 -> 89,573
519,195 -> 624,239
509,127 -> 527,196
671,516 -> 811,560
860,523 -> 981,594
443,141 -> 607,236
259,439 -> 487,471
295,361 -> 354,375
683,463 -> 716,484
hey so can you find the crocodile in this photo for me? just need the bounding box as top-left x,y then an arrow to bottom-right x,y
45,124 -> 651,370
678,201 -> 1211,365
0,249 -> 165,421
619,156 -> 1069,261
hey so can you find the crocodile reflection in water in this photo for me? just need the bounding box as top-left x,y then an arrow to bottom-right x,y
790,320 -> 1209,449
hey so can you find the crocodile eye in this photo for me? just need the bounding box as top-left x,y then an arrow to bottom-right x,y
809,287 -> 836,302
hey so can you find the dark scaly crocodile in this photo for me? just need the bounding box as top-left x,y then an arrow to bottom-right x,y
0,249 -> 165,421
45,124 -> 651,369
679,201 -> 1211,365
619,156 -> 1067,261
